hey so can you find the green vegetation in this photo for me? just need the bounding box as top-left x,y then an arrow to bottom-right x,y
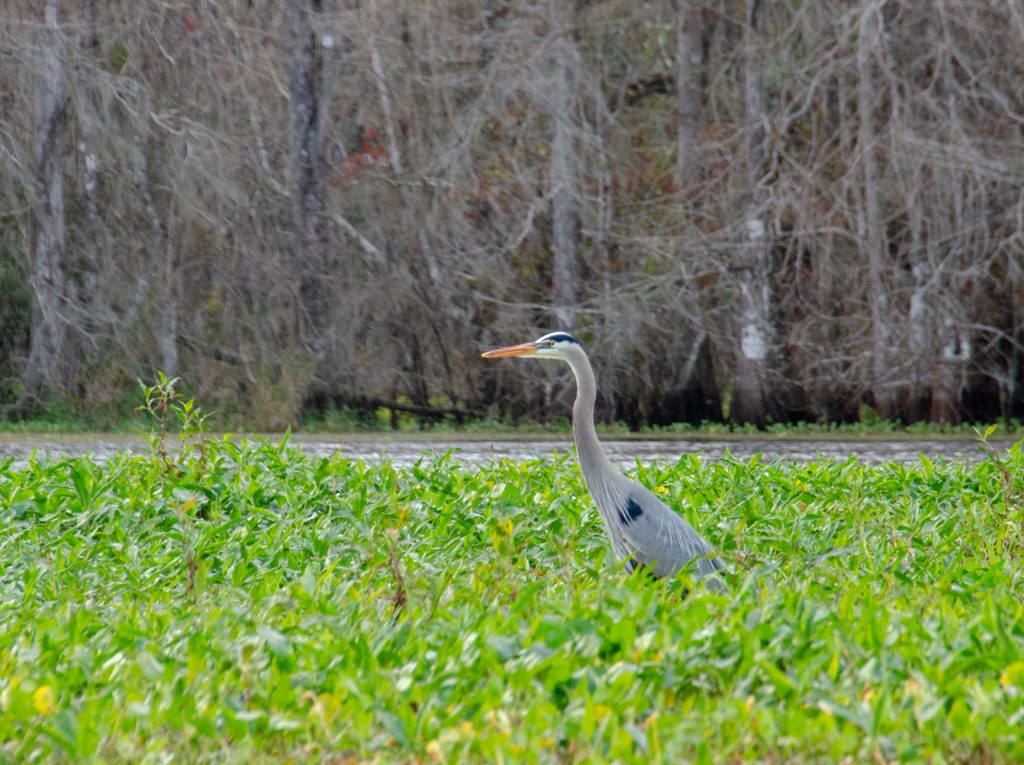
300,404 -> 1024,440
2,388 -> 1024,762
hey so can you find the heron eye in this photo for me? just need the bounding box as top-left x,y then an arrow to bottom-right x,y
546,341 -> 555,347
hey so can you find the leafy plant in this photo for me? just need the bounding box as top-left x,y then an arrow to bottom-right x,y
1,433 -> 1023,762
137,371 -> 211,475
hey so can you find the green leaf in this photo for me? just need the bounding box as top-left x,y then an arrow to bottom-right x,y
258,626 -> 291,658
136,651 -> 163,681
486,635 -> 518,660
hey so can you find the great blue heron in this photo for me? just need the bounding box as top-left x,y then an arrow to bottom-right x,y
482,331 -> 724,585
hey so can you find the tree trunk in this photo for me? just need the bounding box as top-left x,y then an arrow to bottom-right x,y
903,154 -> 928,422
287,0 -> 330,353
78,0 -> 102,288
134,108 -> 177,377
74,0 -> 106,362
929,316 -> 963,424
157,232 -> 179,375
674,0 -> 702,194
549,0 -> 581,331
730,0 -> 772,427
907,264 -> 929,421
856,2 -> 893,419
20,0 -> 70,407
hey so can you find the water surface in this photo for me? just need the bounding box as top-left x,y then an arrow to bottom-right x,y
0,433 -> 1013,469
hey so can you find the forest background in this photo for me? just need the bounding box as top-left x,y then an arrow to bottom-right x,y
2,0 -> 1023,431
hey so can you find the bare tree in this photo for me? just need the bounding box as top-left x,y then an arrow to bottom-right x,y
74,0 -> 102,305
548,0 -> 582,330
288,0 -> 331,353
1,0 -> 1022,427
855,0 -> 893,419
142,135 -> 177,377
730,0 -> 774,426
674,0 -> 703,194
20,0 -> 70,407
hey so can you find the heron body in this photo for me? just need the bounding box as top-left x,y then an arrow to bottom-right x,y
482,331 -> 725,584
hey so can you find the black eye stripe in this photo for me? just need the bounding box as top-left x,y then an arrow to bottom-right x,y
539,332 -> 580,345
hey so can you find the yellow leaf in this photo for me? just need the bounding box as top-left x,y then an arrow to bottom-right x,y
1001,661 -> 1024,688
308,692 -> 340,726
655,486 -> 669,495
33,685 -> 55,715
187,654 -> 202,684
181,497 -> 196,513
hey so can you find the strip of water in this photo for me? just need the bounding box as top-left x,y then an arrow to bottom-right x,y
0,434 -> 1014,470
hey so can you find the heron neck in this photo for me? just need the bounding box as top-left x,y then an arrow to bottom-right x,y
568,352 -> 617,481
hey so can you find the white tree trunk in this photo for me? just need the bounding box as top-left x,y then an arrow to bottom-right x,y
901,143 -> 928,420
158,235 -> 179,376
930,316 -> 964,424
21,0 -> 70,404
78,0 -> 102,300
856,2 -> 893,419
731,0 -> 772,426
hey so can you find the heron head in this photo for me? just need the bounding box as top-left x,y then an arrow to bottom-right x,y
481,331 -> 582,362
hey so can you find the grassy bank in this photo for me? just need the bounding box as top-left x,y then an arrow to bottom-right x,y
3,401 -> 1024,440
2,432 -> 1024,763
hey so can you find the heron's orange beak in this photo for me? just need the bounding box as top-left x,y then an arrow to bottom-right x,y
481,342 -> 538,359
